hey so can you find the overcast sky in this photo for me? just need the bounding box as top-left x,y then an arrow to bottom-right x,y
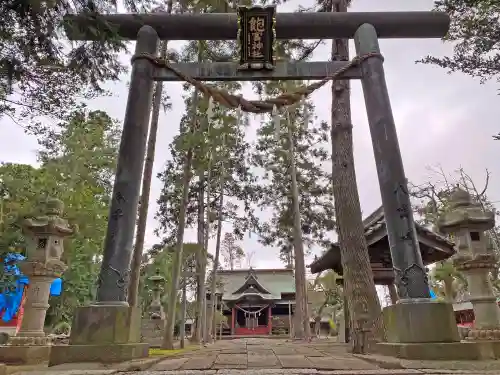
1,0 -> 499,276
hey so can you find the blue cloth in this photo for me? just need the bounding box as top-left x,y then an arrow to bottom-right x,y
430,289 -> 437,299
50,278 -> 62,296
0,253 -> 63,322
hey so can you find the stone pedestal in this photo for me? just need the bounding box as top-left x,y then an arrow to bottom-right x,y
383,300 -> 460,343
0,344 -> 51,365
141,319 -> 165,348
374,300 -> 500,360
376,341 -> 500,360
375,299 -> 463,360
49,305 -> 148,365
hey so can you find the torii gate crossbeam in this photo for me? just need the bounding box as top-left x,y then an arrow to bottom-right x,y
65,11 -> 449,40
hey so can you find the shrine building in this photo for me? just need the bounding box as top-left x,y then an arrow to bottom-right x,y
209,268 -> 296,336
309,206 -> 456,295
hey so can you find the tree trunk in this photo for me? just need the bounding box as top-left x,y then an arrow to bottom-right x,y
287,120 -> 308,339
128,10 -> 172,305
191,169 -> 205,344
201,153 -> 213,343
388,284 -> 399,305
180,280 -> 187,349
210,166 -> 225,341
330,0 -> 382,354
162,146 -> 194,349
162,87 -> 199,349
191,42 -> 207,345
343,293 -> 351,343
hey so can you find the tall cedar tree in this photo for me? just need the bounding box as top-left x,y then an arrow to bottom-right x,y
317,0 -> 382,353
248,38 -> 336,338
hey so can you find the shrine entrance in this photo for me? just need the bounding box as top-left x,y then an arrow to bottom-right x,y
58,7 -> 452,363
64,9 -> 450,307
234,304 -> 270,335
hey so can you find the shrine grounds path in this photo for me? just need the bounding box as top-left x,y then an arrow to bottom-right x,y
11,338 -> 500,375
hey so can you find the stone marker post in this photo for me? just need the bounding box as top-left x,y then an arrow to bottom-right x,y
0,198 -> 74,365
438,187 -> 500,340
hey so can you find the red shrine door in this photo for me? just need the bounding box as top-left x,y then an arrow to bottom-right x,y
233,305 -> 271,335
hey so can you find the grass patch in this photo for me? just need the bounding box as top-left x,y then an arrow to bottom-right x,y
149,346 -> 198,357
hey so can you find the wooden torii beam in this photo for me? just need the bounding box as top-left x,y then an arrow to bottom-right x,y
64,11 -> 450,41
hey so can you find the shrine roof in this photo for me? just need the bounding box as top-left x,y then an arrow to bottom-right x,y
309,206 -> 456,275
215,268 -> 295,302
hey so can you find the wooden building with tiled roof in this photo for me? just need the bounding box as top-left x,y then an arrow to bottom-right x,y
209,268 -> 296,336
309,206 -> 456,286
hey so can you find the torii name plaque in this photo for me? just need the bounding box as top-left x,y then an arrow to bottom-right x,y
237,5 -> 276,71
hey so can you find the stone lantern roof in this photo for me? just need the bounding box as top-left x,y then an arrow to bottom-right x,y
148,268 -> 165,283
23,198 -> 75,237
437,187 -> 495,234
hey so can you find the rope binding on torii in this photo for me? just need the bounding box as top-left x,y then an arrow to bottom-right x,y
130,52 -> 384,114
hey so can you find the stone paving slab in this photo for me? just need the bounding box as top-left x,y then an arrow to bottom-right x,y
248,350 -> 275,356
179,356 -> 216,370
277,355 -> 313,368
308,356 -> 380,370
87,338 -> 500,374
149,358 -> 188,371
294,348 -> 325,356
122,371 -> 500,375
213,354 -> 247,369
247,354 -> 281,368
129,371 -> 217,375
218,349 -> 248,354
10,371 -> 117,375
272,347 -> 299,355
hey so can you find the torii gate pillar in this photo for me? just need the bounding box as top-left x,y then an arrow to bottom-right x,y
355,24 -> 461,353
49,25 -> 158,365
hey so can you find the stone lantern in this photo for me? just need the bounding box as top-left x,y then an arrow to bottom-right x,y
140,269 -> 166,347
13,199 -> 74,342
148,269 -> 165,319
438,187 -> 500,340
1,198 -> 74,364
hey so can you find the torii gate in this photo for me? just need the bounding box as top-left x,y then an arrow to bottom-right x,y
51,10 -> 451,364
